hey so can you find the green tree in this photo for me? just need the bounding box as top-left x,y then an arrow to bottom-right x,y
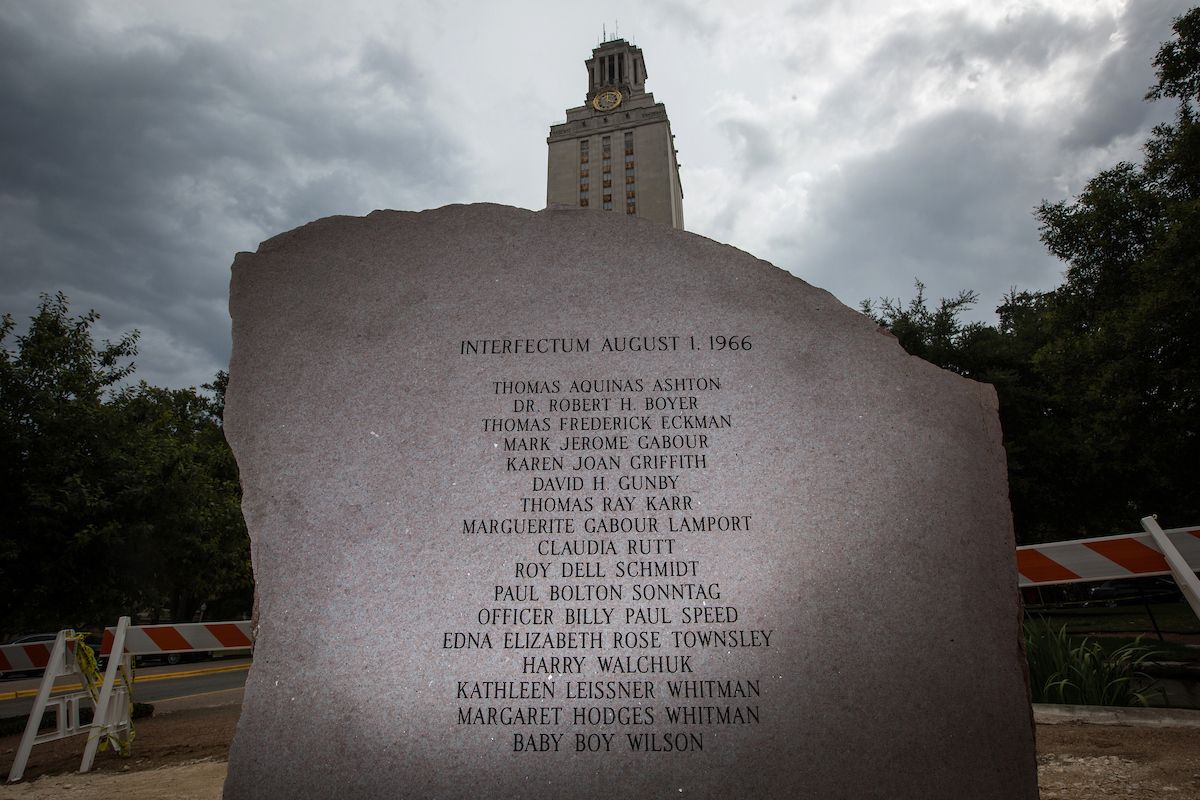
1033,6 -> 1200,535
867,9 -> 1200,543
0,294 -> 139,631
0,294 -> 250,634
109,383 -> 251,624
860,282 -> 984,375
862,285 -> 1076,543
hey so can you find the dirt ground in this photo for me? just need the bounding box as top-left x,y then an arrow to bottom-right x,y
1037,724 -> 1200,798
1,704 -> 1199,798
0,704 -> 238,799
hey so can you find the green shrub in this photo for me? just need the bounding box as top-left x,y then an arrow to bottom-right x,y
1025,621 -> 1164,706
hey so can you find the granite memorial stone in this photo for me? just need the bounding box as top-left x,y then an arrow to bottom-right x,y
222,203 -> 1037,798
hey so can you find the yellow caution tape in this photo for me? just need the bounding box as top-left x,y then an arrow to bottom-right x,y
68,632 -> 136,756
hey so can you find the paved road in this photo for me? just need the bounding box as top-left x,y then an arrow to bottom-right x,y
0,657 -> 252,719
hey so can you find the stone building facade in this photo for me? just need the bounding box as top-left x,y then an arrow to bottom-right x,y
546,38 -> 684,229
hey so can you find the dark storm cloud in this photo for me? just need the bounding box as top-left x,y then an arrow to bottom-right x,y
762,0 -> 1190,317
1062,0 -> 1187,149
718,118 -> 782,175
791,108 -> 1057,312
0,2 -> 469,387
810,6 -> 1102,139
644,0 -> 722,41
867,7 -> 1095,72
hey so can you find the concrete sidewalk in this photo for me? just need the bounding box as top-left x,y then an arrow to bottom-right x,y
1035,702 -> 1200,727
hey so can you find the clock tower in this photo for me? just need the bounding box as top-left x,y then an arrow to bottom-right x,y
546,38 -> 684,229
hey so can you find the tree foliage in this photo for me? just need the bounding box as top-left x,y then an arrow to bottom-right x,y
1031,6 -> 1200,539
863,286 -> 1068,542
0,294 -> 250,634
866,8 -> 1200,543
860,283 -> 984,376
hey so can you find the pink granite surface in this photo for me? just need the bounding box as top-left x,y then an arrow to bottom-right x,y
222,203 -> 1037,799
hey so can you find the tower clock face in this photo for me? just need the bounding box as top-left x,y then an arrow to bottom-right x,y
592,90 -> 622,111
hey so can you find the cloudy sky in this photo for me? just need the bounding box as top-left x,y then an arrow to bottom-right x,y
0,0 -> 1191,389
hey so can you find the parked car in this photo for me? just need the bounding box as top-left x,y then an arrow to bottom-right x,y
1087,576 -> 1183,607
136,650 -> 212,667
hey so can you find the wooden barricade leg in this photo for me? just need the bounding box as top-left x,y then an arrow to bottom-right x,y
7,632 -> 71,783
1142,516 -> 1200,622
79,616 -> 130,773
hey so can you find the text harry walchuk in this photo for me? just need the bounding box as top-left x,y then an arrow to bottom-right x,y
447,335 -> 766,755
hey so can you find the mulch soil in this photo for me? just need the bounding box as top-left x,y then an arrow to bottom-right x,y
0,703 -> 241,783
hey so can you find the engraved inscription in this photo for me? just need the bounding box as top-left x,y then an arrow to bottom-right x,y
448,333 -> 764,757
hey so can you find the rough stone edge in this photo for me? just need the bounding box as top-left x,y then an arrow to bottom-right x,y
1034,703 -> 1200,727
223,203 -> 1040,795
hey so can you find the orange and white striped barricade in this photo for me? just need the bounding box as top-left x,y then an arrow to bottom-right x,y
78,617 -> 255,772
98,618 -> 254,664
6,619 -> 131,783
0,638 -> 56,678
8,616 -> 255,780
1016,516 -> 1200,620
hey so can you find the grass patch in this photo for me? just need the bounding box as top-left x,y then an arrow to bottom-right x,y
0,702 -> 153,738
1026,622 -> 1164,706
1028,602 -> 1200,636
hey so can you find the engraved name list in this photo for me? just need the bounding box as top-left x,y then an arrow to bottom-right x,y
447,333 -> 768,756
